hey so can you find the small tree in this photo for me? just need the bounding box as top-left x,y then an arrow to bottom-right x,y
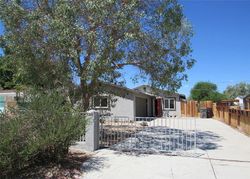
190,82 -> 227,102
224,82 -> 250,99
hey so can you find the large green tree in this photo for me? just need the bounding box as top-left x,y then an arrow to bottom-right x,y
0,39 -> 16,89
190,82 -> 227,102
0,0 -> 195,110
224,82 -> 250,99
0,57 -> 15,89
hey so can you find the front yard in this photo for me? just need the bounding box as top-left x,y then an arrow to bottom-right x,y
81,118 -> 250,179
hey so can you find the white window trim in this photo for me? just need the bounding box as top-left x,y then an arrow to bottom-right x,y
164,98 -> 176,110
93,96 -> 109,109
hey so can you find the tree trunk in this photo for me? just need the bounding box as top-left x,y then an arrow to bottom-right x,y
80,80 -> 90,111
83,93 -> 90,111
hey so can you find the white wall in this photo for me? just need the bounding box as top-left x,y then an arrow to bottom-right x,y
235,97 -> 244,109
110,95 -> 134,119
93,92 -> 154,119
163,101 -> 181,118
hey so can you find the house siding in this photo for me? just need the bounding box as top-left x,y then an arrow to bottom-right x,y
110,95 -> 134,119
91,88 -> 136,119
135,85 -> 184,118
163,101 -> 181,117
91,84 -> 185,119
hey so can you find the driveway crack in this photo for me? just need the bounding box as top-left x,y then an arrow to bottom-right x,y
206,151 -> 218,179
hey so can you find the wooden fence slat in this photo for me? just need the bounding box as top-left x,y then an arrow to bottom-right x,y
213,103 -> 250,135
182,102 -> 250,135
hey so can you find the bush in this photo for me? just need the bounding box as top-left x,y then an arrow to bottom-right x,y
0,91 -> 86,176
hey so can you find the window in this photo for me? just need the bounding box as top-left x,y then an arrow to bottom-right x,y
93,96 -> 109,108
164,98 -> 175,110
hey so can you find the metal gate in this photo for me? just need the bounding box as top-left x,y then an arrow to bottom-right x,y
99,116 -> 197,155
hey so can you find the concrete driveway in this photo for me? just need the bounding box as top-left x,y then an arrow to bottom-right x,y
80,118 -> 250,179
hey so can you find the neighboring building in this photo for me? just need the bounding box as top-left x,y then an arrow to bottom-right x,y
90,84 -> 186,119
243,94 -> 250,110
235,96 -> 244,109
0,90 -> 17,112
235,95 -> 250,110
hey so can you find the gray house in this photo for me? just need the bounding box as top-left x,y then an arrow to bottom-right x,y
91,84 -> 186,118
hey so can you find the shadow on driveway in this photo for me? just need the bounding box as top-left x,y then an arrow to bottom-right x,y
104,127 -> 222,154
81,156 -> 107,172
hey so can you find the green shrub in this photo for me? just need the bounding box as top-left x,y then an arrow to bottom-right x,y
0,91 -> 86,176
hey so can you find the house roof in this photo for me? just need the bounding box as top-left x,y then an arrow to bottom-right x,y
99,83 -> 186,99
101,83 -> 155,97
133,85 -> 186,99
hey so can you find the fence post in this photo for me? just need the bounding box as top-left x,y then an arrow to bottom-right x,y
85,110 -> 100,151
229,109 -> 231,125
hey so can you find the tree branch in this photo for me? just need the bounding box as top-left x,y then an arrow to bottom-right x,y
75,37 -> 83,75
112,62 -> 143,69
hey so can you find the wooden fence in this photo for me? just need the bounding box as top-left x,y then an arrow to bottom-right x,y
200,101 -> 213,108
181,101 -> 250,135
181,100 -> 213,117
181,100 -> 198,117
213,103 -> 250,135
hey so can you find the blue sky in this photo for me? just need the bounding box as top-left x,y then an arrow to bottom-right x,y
175,0 -> 250,96
1,1 -> 250,97
117,0 -> 250,96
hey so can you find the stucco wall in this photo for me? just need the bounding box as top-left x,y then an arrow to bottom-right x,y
110,95 -> 135,119
92,88 -> 154,119
90,87 -> 136,119
163,101 -> 181,117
